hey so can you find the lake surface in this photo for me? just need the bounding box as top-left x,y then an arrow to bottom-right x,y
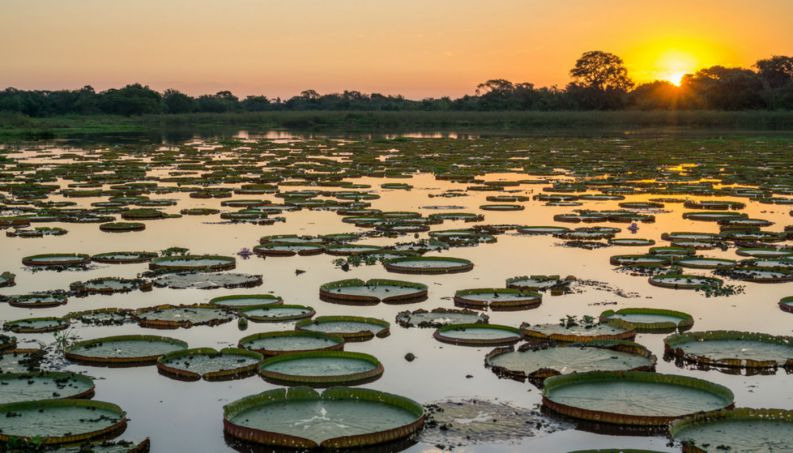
1,130 -> 792,452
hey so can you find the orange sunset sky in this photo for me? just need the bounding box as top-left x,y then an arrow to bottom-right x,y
1,0 -> 792,98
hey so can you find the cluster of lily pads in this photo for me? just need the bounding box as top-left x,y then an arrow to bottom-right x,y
3,135 -> 793,451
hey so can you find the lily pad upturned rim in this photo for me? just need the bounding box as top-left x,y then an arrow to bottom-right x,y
3,317 -> 69,334
99,222 -> 146,232
608,238 -> 657,246
600,308 -> 694,333
674,257 -> 737,269
668,407 -> 793,452
542,371 -> 734,427
0,398 -> 127,445
520,322 -> 636,343
157,347 -> 263,381
479,203 -> 525,211
222,386 -> 424,449
395,307 -> 489,328
148,254 -> 236,272
453,288 -> 542,311
382,256 -> 474,274
21,253 -> 91,267
253,242 -> 324,257
90,251 -> 158,263
134,304 -> 234,329
65,334 -> 188,365
258,350 -> 384,386
0,371 -> 96,401
295,316 -> 390,342
6,292 -> 68,309
664,330 -> 793,370
319,278 -> 428,304
433,323 -> 522,346
779,295 -> 793,313
209,293 -> 283,309
485,340 -> 657,384
239,304 -> 316,322
609,254 -> 670,267
517,225 -> 571,235
648,274 -> 723,290
238,330 -> 345,356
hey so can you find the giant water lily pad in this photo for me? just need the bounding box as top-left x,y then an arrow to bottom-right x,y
70,277 -> 149,296
209,293 -> 282,309
3,291 -> 67,309
135,304 -> 233,329
295,316 -> 390,342
0,371 -> 95,403
91,251 -> 157,264
99,222 -> 146,233
780,296 -> 793,313
517,226 -> 571,235
152,272 -> 262,289
0,272 -> 16,288
669,408 -> 793,452
486,341 -> 656,383
664,331 -> 793,370
67,308 -> 135,326
65,335 -> 188,366
149,255 -> 236,272
396,308 -> 488,328
542,371 -> 734,426
521,322 -> 636,343
238,331 -> 345,356
258,351 -> 383,386
433,324 -> 521,346
648,274 -> 723,290
319,279 -> 427,304
223,387 -> 424,449
506,275 -> 567,291
454,288 -> 542,311
253,242 -> 324,256
675,257 -> 736,269
157,347 -> 262,381
240,305 -> 315,322
600,308 -> 694,333
0,399 -> 127,445
383,256 -> 473,274
22,253 -> 91,268
4,317 -> 69,334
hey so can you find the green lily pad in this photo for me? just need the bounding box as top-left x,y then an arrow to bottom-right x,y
238,331 -> 345,356
157,347 -> 262,381
223,387 -> 424,448
258,351 -> 383,386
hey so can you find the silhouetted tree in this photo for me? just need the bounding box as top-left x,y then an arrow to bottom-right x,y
567,51 -> 634,109
681,66 -> 765,110
241,95 -> 271,111
755,56 -> 793,89
99,84 -> 162,115
163,89 -> 196,113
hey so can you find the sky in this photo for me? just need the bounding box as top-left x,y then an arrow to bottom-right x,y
1,0 -> 792,99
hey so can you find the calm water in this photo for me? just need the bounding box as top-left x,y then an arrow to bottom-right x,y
1,131 -> 792,452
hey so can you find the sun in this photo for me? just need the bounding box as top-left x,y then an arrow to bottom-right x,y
654,50 -> 699,86
663,71 -> 687,86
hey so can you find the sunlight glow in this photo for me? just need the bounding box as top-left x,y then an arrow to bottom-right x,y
655,50 -> 699,85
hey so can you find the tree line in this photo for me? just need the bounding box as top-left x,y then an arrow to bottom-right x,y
2,51 -> 792,116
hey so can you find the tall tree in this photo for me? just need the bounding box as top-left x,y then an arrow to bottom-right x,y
567,51 -> 633,109
755,56 -> 793,89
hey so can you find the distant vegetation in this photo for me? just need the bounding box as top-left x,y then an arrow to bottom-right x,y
2,52 -> 793,118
